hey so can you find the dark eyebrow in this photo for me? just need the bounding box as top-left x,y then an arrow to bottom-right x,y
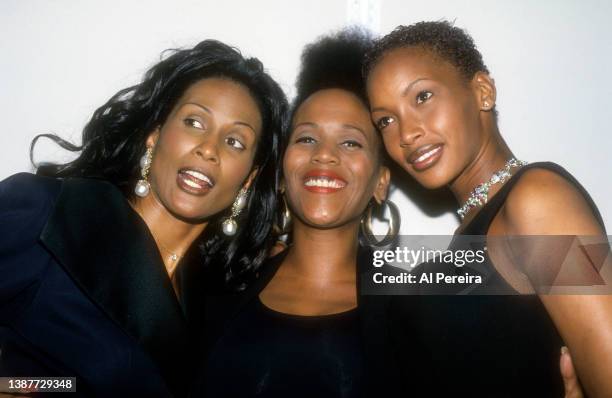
341,124 -> 367,138
293,122 -> 317,130
401,78 -> 430,97
234,121 -> 257,134
294,121 -> 367,136
184,102 -> 212,114
370,78 -> 431,113
184,102 -> 256,134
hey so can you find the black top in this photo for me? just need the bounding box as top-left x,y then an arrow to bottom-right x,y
197,248 -> 404,397
390,162 -> 605,397
461,161 -> 605,235
204,297 -> 365,398
0,173 -> 200,397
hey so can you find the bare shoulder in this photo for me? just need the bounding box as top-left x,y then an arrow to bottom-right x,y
500,167 -> 603,235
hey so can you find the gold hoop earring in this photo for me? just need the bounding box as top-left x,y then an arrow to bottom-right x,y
134,146 -> 153,197
278,195 -> 292,235
360,199 -> 401,247
222,187 -> 249,236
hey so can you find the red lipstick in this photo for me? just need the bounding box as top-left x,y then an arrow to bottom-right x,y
302,169 -> 347,194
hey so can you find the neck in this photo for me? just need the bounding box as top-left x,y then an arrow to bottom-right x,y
284,218 -> 360,285
131,194 -> 207,277
449,124 -> 514,206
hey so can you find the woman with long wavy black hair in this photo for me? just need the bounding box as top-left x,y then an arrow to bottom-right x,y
0,40 -> 287,397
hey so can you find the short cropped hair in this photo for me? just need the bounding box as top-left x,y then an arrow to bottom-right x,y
364,20 -> 489,81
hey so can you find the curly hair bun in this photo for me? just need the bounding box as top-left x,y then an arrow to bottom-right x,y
294,26 -> 374,108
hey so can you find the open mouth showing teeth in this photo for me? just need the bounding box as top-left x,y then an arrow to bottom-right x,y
179,169 -> 214,188
304,177 -> 347,189
414,146 -> 442,163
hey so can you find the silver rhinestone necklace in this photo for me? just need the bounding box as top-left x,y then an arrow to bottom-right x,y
457,158 -> 528,220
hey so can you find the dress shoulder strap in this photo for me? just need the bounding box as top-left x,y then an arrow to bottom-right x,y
461,161 -> 605,235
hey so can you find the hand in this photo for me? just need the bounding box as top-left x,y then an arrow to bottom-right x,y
561,346 -> 584,398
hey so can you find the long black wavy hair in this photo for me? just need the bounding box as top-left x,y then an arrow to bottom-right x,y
31,40 -> 288,287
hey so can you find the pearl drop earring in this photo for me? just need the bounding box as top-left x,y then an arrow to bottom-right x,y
134,147 -> 153,197
222,187 -> 249,236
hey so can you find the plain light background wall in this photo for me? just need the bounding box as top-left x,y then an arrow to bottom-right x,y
1,0 -> 610,233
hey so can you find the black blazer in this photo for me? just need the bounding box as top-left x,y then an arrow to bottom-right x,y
0,173 -> 197,397
200,246 -> 408,397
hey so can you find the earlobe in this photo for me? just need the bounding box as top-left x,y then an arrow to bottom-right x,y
243,168 -> 259,191
146,127 -> 161,148
474,72 -> 496,111
373,167 -> 391,204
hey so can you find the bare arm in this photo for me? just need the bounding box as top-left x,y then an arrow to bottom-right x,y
500,168 -> 612,397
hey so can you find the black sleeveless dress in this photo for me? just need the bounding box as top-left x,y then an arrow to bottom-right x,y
388,162 -> 605,397
203,297 -> 365,398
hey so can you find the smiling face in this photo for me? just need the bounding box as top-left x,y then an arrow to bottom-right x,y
145,77 -> 262,221
283,89 -> 389,229
367,47 -> 485,189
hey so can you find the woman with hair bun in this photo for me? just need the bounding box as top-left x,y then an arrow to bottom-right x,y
198,28 -> 405,398
0,40 -> 287,397
365,20 -> 612,397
